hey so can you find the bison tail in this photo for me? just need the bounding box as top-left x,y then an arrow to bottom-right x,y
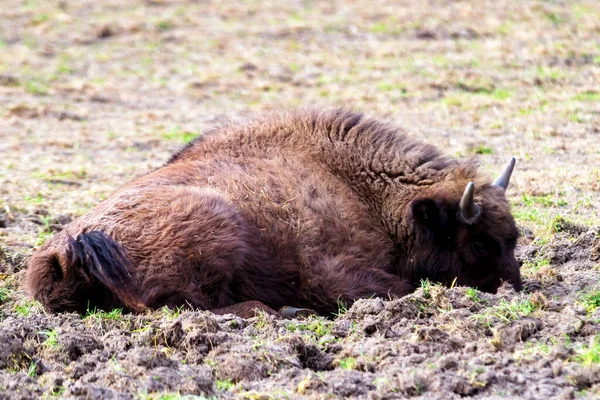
68,231 -> 145,312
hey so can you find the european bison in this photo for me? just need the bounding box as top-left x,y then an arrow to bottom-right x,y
26,109 -> 521,318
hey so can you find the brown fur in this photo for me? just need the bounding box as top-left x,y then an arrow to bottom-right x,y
25,109 -> 521,317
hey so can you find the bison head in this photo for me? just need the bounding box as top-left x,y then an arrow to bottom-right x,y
408,158 -> 521,293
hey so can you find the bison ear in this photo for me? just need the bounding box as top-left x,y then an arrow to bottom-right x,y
410,198 -> 445,230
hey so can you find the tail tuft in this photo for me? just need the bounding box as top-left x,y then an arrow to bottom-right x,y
68,231 -> 144,311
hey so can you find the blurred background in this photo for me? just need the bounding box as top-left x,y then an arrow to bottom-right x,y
1,0 -> 599,253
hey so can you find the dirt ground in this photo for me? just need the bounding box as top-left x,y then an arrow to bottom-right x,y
1,0 -> 600,398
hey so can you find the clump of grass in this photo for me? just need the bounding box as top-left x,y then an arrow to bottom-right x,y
48,386 -> 66,397
514,338 -> 556,361
572,91 -> 600,102
24,193 -> 46,204
84,306 -> 124,327
252,309 -> 274,331
573,336 -> 600,367
24,79 -> 50,96
14,299 -> 41,317
470,296 -> 541,326
0,287 -> 12,303
521,194 -> 567,208
216,379 -> 235,391
27,360 -> 38,377
161,126 -> 198,143
85,307 -> 122,320
156,20 -> 173,31
38,329 -> 60,349
420,279 -> 432,297
545,11 -> 563,26
521,256 -> 552,275
416,279 -> 451,312
512,197 -> 571,245
579,290 -> 600,314
161,305 -> 184,320
338,357 -> 357,370
334,297 -> 348,318
285,316 -> 333,339
473,145 -> 493,155
466,287 -> 483,303
491,88 -> 511,100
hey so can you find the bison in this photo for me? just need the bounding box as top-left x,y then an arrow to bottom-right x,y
25,109 -> 521,318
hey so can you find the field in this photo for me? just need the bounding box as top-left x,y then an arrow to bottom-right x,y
1,0 -> 600,398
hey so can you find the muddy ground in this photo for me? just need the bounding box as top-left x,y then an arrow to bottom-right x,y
1,0 -> 600,398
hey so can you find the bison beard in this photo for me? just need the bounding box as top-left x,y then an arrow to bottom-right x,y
25,109 -> 522,318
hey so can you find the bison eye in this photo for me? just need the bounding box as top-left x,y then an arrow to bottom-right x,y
470,241 -> 489,256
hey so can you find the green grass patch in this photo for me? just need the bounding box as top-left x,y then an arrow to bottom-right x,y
511,205 -> 567,244
24,193 -> 46,204
535,66 -> 565,82
161,126 -> 198,143
491,88 -> 511,100
285,316 -> 333,339
24,79 -> 50,95
338,357 -> 357,370
377,81 -> 407,95
572,91 -> 600,102
161,305 -> 184,320
545,11 -> 563,26
521,194 -> 567,208
156,20 -> 173,30
579,290 -> 600,314
216,379 -> 235,391
0,287 -> 12,302
441,95 -> 464,108
370,22 -> 390,34
432,55 -> 447,67
470,297 -> 541,326
84,306 -> 123,321
56,55 -> 73,75
573,336 -> 600,367
522,256 -> 551,272
27,360 -> 38,377
420,279 -> 433,297
14,299 -> 41,317
514,339 -> 554,361
334,297 -> 349,318
466,287 -> 483,304
519,108 -> 533,116
48,386 -> 66,397
472,145 -> 493,155
521,255 -> 559,284
38,329 -> 60,349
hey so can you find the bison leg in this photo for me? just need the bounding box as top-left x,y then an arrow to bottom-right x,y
308,259 -> 416,314
338,268 -> 415,301
210,301 -> 281,319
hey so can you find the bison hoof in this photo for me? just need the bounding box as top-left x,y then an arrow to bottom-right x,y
279,306 -> 317,319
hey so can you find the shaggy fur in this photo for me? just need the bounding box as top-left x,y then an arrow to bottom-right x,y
26,109 -> 521,317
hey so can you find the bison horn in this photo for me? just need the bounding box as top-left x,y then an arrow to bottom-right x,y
493,157 -> 516,190
460,181 -> 481,224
